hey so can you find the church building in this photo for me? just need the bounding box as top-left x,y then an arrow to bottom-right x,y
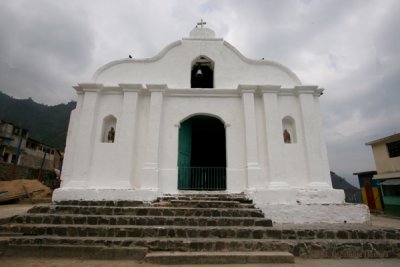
54,22 -> 368,223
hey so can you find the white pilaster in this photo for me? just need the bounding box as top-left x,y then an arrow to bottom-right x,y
71,84 -> 101,187
239,85 -> 261,189
314,97 -> 333,186
260,85 -> 288,189
60,90 -> 83,186
116,84 -> 143,188
141,84 -> 166,190
297,86 -> 330,188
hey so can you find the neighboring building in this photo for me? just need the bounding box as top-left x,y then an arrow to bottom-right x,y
0,120 -> 60,172
353,171 -> 383,211
0,120 -> 29,164
330,171 -> 362,203
22,138 -> 59,171
54,23 -> 368,224
366,133 -> 400,216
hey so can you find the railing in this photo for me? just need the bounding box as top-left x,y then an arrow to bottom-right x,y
178,167 -> 226,190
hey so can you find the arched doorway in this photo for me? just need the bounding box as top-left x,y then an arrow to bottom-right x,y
178,115 -> 226,190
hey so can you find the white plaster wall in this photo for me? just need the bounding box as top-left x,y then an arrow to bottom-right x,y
259,203 -> 370,224
89,94 -> 123,188
93,40 -> 301,89
132,95 -> 150,188
278,95 -> 309,187
254,97 -> 269,186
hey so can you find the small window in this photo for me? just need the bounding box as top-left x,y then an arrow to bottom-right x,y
2,153 -> 9,162
387,141 -> 400,158
382,184 -> 400,196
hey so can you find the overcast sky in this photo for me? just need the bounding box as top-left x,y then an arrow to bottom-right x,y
1,0 -> 399,186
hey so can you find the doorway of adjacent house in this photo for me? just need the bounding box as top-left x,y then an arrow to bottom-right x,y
178,115 -> 226,190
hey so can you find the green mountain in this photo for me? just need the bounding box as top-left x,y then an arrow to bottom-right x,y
0,91 -> 76,151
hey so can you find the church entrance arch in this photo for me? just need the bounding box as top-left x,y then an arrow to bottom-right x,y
178,115 -> 226,190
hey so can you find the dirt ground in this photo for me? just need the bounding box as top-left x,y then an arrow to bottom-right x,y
0,179 -> 52,203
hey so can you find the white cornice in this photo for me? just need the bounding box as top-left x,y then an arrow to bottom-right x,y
119,83 -> 144,93
294,86 -> 324,96
238,84 -> 257,94
257,85 -> 282,95
165,88 -> 239,97
73,83 -> 324,97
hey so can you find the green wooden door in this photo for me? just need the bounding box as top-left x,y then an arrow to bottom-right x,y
178,120 -> 192,189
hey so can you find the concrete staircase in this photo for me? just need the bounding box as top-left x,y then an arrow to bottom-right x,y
1,193 -> 400,263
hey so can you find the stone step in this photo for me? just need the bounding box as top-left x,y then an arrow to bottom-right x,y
11,214 -> 272,227
158,194 -> 253,203
2,243 -> 147,260
28,205 -> 264,217
153,199 -> 254,208
7,236 -> 400,258
0,225 -> 280,239
3,224 -> 399,240
54,200 -> 145,207
144,251 -> 295,264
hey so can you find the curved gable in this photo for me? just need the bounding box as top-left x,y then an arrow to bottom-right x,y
92,28 -> 302,87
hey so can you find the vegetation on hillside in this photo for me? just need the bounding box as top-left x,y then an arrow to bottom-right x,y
0,91 -> 76,151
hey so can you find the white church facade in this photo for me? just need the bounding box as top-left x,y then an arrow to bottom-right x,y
54,23 -> 369,223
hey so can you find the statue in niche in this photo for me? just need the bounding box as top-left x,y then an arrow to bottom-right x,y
283,129 -> 291,144
107,127 -> 115,143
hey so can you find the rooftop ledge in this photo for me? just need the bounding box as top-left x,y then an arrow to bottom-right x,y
73,84 -> 323,97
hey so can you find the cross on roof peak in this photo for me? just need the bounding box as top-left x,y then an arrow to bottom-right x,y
197,19 -> 206,28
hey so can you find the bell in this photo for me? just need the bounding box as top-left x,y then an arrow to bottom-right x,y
195,68 -> 203,77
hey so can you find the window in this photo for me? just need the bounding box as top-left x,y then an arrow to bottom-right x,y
382,184 -> 400,197
30,142 -> 37,149
2,153 -> 9,162
13,127 -> 20,135
387,140 -> 400,158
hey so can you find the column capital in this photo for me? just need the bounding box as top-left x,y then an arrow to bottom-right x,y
119,83 -> 144,93
74,83 -> 103,93
146,84 -> 168,92
238,84 -> 257,94
258,85 -> 281,95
